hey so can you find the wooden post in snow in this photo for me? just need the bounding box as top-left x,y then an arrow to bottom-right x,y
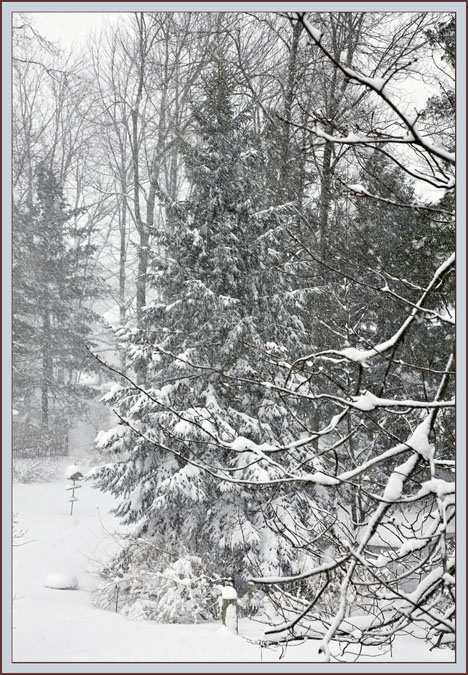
221,584 -> 238,633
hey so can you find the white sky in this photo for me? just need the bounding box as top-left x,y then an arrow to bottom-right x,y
20,10 -> 443,204
18,12 -> 122,51
24,10 -> 436,107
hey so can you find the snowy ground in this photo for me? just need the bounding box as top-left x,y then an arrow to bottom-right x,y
12,469 -> 455,664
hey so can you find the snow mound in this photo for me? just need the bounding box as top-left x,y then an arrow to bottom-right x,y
45,572 -> 79,590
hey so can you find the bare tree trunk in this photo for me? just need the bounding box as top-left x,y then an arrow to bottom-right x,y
130,18 -> 149,384
279,19 -> 304,200
41,311 -> 52,453
118,190 -> 128,373
119,195 -> 127,329
308,14 -> 365,440
318,140 -> 333,257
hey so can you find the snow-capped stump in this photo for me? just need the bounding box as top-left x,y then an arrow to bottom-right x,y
45,572 -> 78,590
221,585 -> 238,634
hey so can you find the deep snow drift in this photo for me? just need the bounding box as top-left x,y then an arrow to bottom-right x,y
12,471 -> 455,663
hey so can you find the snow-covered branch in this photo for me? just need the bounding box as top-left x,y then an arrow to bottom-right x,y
292,252 -> 454,366
297,12 -> 455,169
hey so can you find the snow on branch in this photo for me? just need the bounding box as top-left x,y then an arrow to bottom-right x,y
344,182 -> 455,213
297,13 -> 455,168
150,343 -> 454,414
250,556 -> 349,585
294,252 -> 455,366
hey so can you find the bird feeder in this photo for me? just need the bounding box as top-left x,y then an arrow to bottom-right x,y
65,464 -> 83,515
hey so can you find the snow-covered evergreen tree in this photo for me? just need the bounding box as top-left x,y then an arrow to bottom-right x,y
92,58 -> 327,596
13,166 -> 101,453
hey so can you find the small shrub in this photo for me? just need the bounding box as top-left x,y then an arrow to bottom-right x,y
13,458 -> 58,483
93,535 -> 223,623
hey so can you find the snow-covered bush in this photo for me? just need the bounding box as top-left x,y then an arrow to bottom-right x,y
93,537 -> 223,623
13,458 -> 58,483
237,585 -> 270,618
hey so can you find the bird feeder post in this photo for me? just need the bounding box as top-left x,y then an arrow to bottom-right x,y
65,466 -> 83,515
68,478 -> 81,515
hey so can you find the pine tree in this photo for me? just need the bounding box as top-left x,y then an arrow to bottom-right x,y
13,166 -> 100,454
93,59 -> 326,599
